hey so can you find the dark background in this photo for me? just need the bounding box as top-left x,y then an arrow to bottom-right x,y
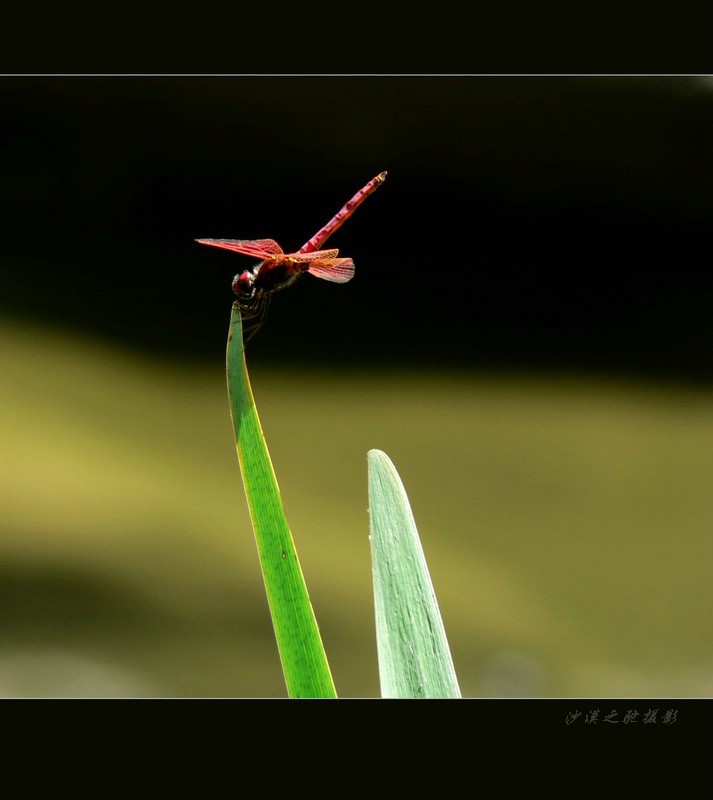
2,76 -> 712,379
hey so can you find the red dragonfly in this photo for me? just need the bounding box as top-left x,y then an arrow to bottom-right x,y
196,171 -> 386,340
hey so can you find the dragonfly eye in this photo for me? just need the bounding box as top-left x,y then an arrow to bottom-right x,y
233,270 -> 254,297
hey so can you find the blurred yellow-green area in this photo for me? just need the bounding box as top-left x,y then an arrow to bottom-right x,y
2,316 -> 713,698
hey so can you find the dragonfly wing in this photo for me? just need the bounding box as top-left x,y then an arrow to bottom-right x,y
195,238 -> 283,258
247,239 -> 284,254
289,249 -> 339,262
306,258 -> 355,283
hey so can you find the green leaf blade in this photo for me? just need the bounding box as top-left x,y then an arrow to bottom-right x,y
226,304 -> 336,698
368,449 -> 461,698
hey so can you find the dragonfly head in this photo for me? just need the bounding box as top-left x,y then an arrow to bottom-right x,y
233,269 -> 255,299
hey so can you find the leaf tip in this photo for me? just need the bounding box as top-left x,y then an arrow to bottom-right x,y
367,448 -> 389,465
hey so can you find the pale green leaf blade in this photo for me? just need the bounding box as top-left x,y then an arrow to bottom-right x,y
368,449 -> 461,698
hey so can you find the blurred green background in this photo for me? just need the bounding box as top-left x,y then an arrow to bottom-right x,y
2,76 -> 712,697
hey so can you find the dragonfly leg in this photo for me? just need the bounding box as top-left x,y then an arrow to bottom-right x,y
240,291 -> 271,344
